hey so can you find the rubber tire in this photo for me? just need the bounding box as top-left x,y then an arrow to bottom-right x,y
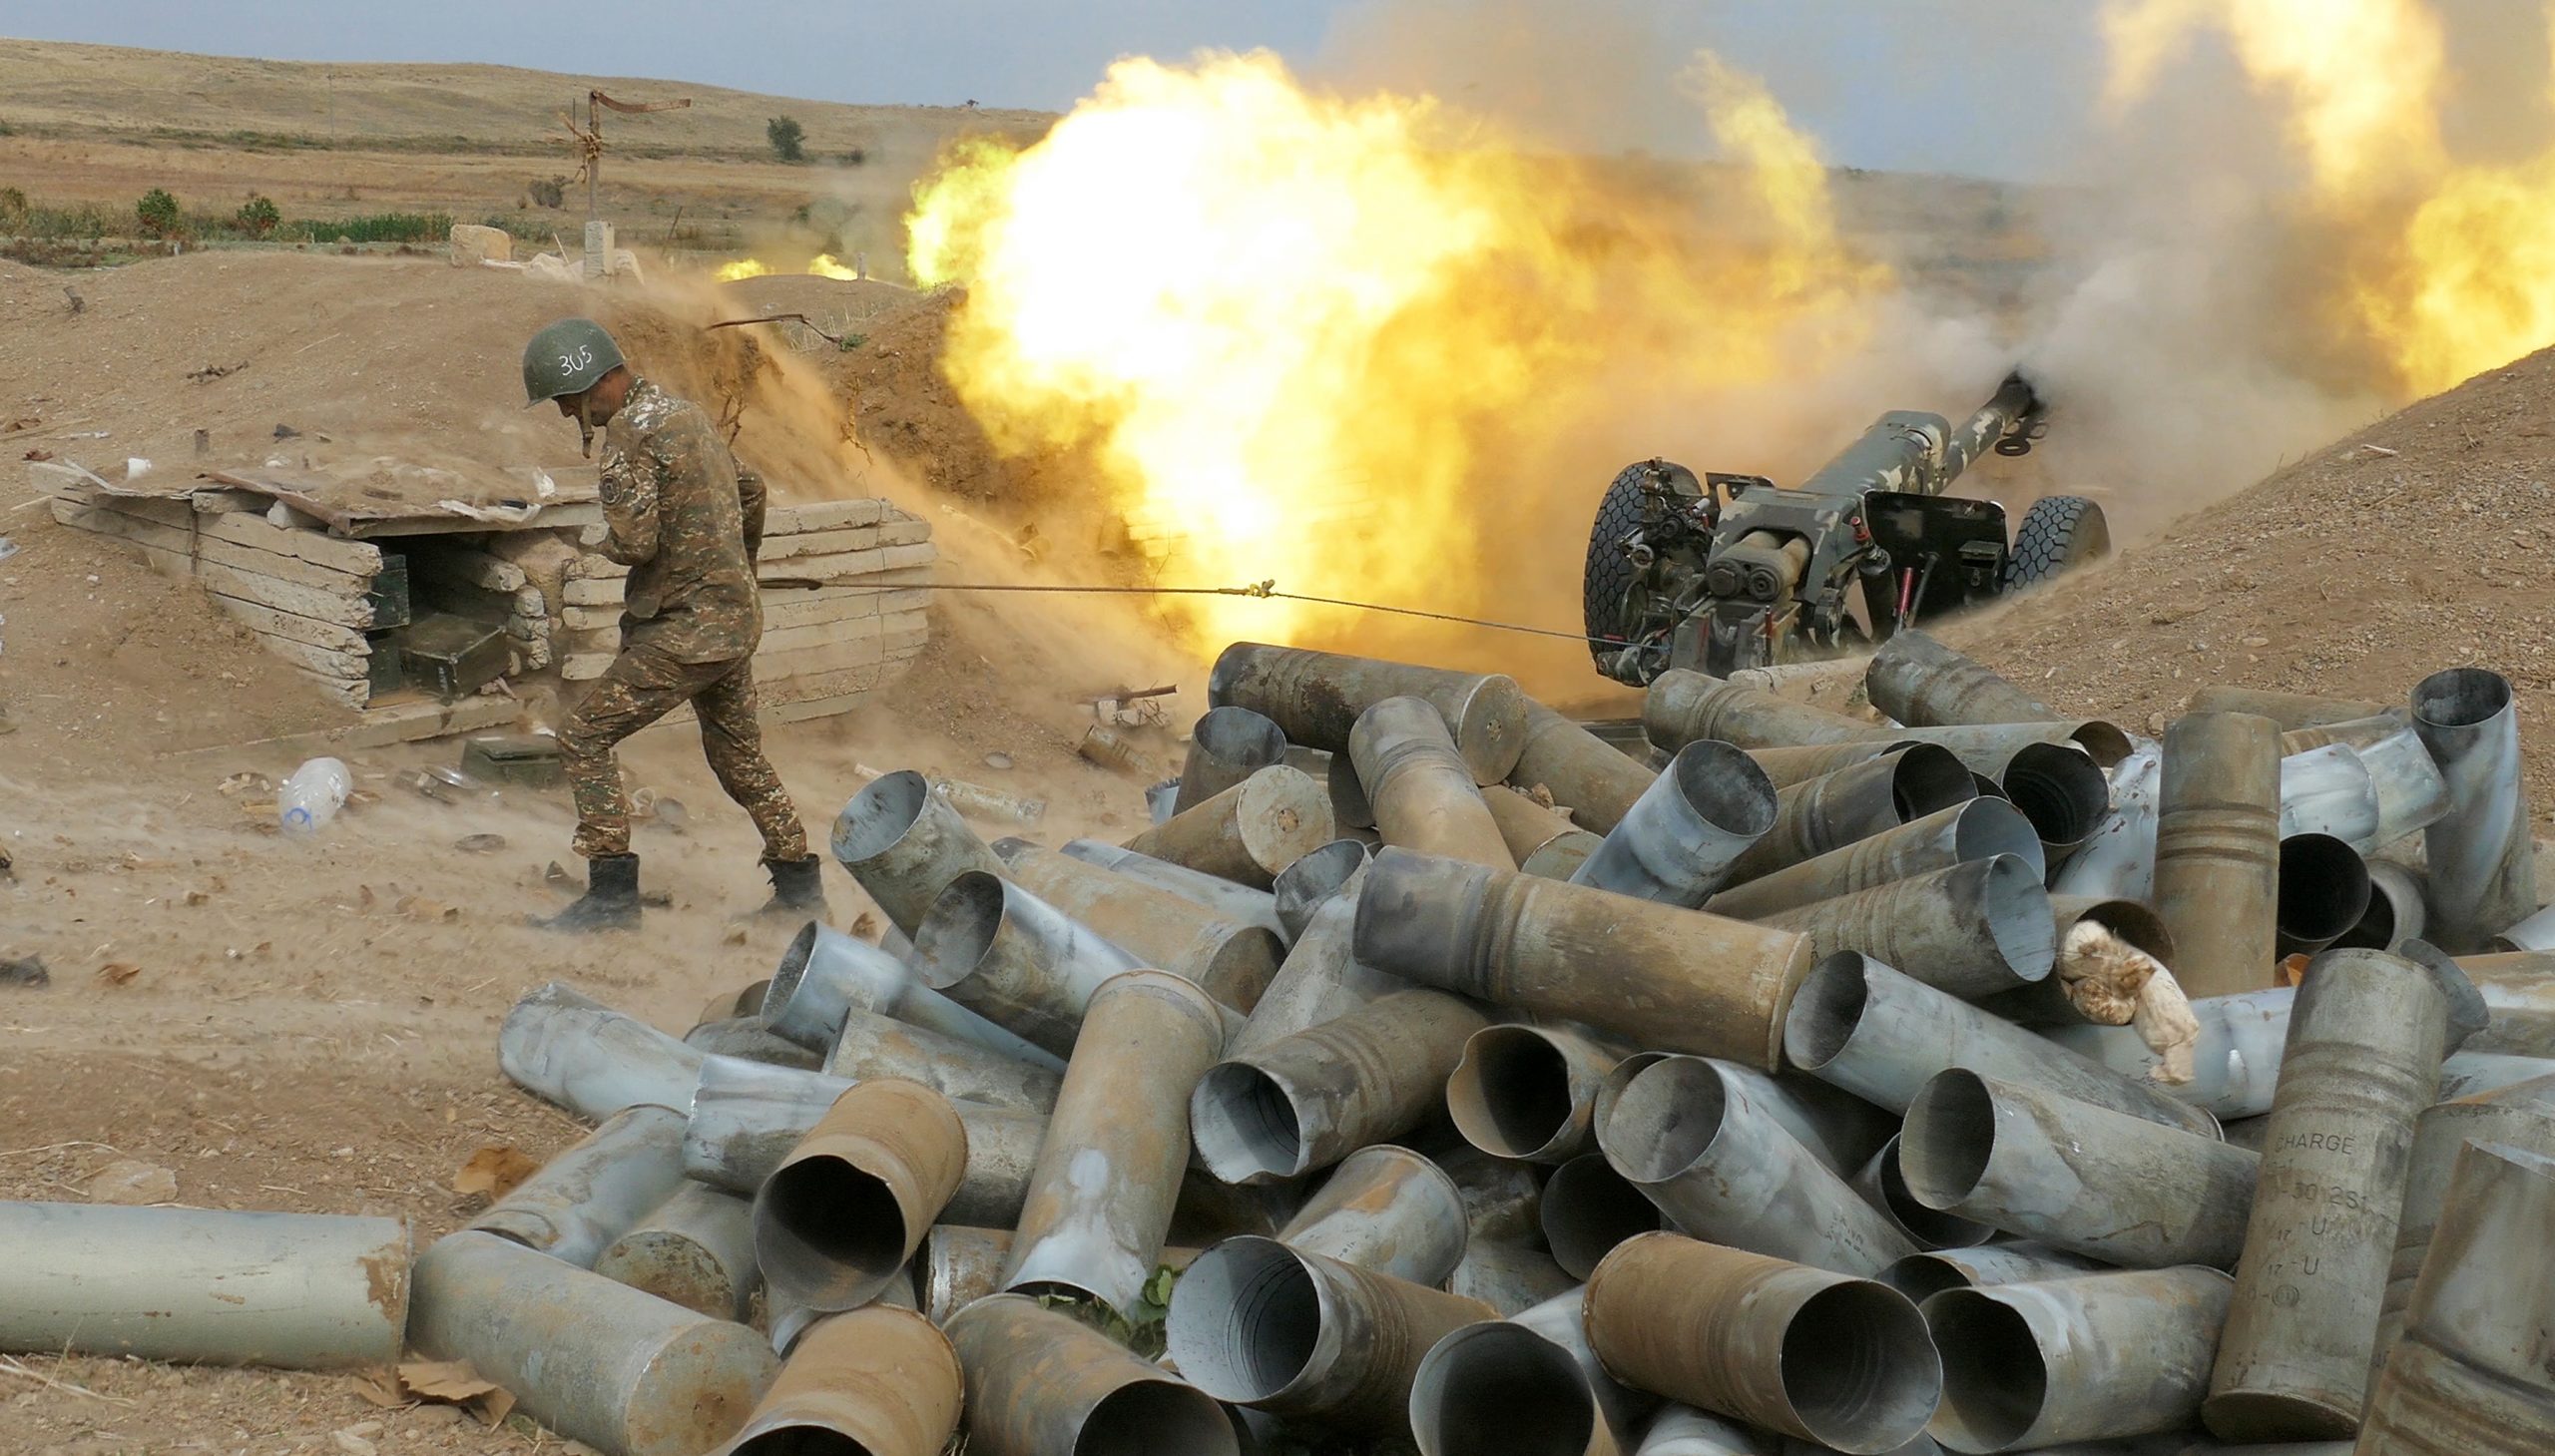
1583,464 -> 1658,667
2004,495 -> 2111,590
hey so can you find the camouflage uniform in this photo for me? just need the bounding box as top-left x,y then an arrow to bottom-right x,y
558,377 -> 810,861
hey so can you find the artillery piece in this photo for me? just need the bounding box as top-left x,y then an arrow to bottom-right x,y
1583,372 -> 2108,683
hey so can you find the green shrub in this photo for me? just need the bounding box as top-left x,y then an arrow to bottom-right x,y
529,175 -> 566,209
0,187 -> 26,227
767,115 -> 805,163
135,188 -> 181,238
294,211 -> 454,243
236,195 -> 281,237
25,203 -> 109,241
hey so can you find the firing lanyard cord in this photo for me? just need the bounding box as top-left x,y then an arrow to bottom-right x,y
877,579 -> 1614,645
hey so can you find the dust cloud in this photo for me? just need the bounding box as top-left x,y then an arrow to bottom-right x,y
1314,0 -> 2555,564
2016,0 -> 2555,537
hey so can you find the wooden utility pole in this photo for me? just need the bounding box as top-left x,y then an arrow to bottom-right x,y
570,89 -> 694,224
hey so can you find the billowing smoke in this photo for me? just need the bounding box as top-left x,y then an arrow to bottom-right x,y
890,0 -> 2555,696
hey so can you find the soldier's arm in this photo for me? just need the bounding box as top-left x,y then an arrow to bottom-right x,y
597,429 -> 663,567
734,457 -> 768,561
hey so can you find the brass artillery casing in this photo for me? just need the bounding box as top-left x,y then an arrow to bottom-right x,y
949,1294 -> 1239,1456
1886,719 -> 2136,770
1864,629 -> 2056,728
1408,1286 -> 1654,1456
1511,700 -> 1655,834
1230,882 -> 1402,1055
2373,1075 -> 2555,1376
1002,970 -> 1229,1316
1540,1153 -> 1664,1280
2414,667 -> 2538,952
2154,712 -> 2283,999
1274,1145 -> 1471,1287
682,1057 -> 1049,1227
1482,785 -> 1585,865
1600,1055 -> 1916,1277
1127,763 -> 1335,890
1720,745 -> 1974,885
1643,669 -> 1887,752
996,840 -> 1281,1011
1571,739 -> 1778,906
594,1182 -> 760,1322
1447,1023 -> 1619,1166
468,1104 -> 687,1270
1926,1267 -> 2235,1452
499,981 -> 705,1123
1211,642 -> 1529,784
1169,1236 -> 1495,1434
1193,989 -> 1489,1184
1742,739 -> 1912,788
1354,848 -> 1813,1070
1761,854 -> 2055,999
829,769 -> 1008,937
1786,950 -> 2220,1137
909,870 -> 1144,1059
1274,837 -> 1369,938
753,1080 -> 966,1315
1352,695 -> 1518,870
1582,1232 -> 1939,1455
1900,1070 -> 2260,1269
1706,798 -> 2042,921
709,1304 -> 961,1456
1177,705 -> 1290,812
409,1231 -> 777,1456
2274,831 -> 2373,959
2205,947 -> 2486,1443
2358,1143 -> 2555,1456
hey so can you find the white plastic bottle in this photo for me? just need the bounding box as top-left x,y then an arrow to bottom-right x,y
278,757 -> 353,834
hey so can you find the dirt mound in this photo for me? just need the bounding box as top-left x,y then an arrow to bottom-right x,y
842,286 -> 1006,497
0,249 -> 929,497
836,286 -> 1095,507
721,271 -> 919,328
0,504 -> 345,762
0,249 -> 990,759
1948,346 -> 2555,806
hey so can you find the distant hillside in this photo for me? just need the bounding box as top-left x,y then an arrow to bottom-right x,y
0,37 -> 1053,158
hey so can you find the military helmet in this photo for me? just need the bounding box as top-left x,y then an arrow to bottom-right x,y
522,317 -> 626,406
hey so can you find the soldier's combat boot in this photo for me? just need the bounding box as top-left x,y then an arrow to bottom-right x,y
745,854 -> 829,921
533,852 -> 642,933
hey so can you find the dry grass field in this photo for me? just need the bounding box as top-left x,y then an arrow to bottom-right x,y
0,38 -> 1054,263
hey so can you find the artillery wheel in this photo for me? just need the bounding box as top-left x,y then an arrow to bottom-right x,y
1584,462 -> 1663,668
2004,495 -> 2111,591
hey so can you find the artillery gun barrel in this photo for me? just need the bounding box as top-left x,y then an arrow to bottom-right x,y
1937,372 -> 2039,491
1794,371 -> 2038,501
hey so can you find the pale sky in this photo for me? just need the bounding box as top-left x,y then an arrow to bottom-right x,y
0,0 -> 2106,181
